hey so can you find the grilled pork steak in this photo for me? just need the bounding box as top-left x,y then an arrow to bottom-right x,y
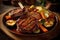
16,7 -> 42,33
17,16 -> 36,33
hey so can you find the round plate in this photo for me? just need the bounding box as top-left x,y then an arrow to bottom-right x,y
0,7 -> 60,40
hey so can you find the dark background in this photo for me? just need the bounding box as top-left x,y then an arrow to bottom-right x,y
0,0 -> 60,40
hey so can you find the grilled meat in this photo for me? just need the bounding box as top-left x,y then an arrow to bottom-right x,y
17,16 -> 36,33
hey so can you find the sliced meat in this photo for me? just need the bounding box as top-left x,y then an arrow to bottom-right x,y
30,12 -> 41,20
23,21 -> 35,31
11,8 -> 24,18
17,16 -> 36,33
17,19 -> 26,32
22,16 -> 35,27
12,11 -> 23,18
14,8 -> 22,14
19,19 -> 26,26
27,17 -> 35,23
21,17 -> 31,27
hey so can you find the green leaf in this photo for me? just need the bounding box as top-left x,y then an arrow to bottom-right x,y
40,19 -> 45,24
